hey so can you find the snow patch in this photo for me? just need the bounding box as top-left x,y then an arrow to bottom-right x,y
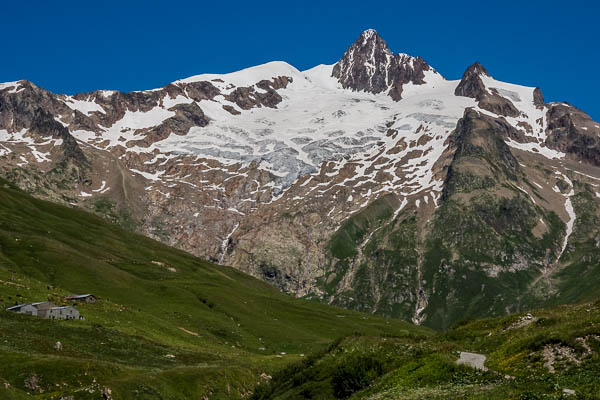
554,172 -> 576,262
64,97 -> 106,116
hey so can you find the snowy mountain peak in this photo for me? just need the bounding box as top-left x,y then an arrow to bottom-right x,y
464,61 -> 490,78
359,28 -> 378,39
455,62 -> 491,100
456,61 -> 543,118
356,29 -> 392,53
332,30 -> 441,101
177,61 -> 301,86
331,29 -> 394,94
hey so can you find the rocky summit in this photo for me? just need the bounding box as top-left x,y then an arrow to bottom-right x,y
2,29 -> 600,329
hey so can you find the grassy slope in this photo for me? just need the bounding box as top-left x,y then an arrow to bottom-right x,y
253,301 -> 600,399
0,179 -> 427,399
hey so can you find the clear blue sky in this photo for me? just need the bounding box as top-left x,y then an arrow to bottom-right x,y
2,0 -> 598,119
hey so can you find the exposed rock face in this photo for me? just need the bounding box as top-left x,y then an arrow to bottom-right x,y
454,62 -> 489,99
0,81 -> 72,130
128,102 -> 209,147
224,76 -> 291,110
443,109 -> 521,200
174,81 -> 220,102
545,103 -> 600,166
3,30 -> 600,330
0,82 -> 88,167
332,29 -> 439,100
332,29 -> 395,94
482,88 -> 520,117
455,62 -> 519,117
533,87 -> 545,109
30,109 -> 89,165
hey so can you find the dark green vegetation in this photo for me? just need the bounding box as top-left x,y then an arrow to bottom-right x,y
253,301 -> 600,399
322,194 -> 421,320
328,194 -> 396,261
0,179 -> 425,399
545,182 -> 600,306
92,197 -> 139,232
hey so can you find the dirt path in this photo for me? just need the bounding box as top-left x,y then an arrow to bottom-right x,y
457,352 -> 487,371
178,327 -> 199,336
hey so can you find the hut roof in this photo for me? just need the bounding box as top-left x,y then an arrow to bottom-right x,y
65,294 -> 94,299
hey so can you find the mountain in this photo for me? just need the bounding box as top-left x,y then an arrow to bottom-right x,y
331,29 -> 441,100
1,178 -> 598,399
2,29 -> 600,329
0,178 -> 422,398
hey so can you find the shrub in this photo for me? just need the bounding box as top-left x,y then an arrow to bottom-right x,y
534,317 -> 556,327
331,353 -> 383,398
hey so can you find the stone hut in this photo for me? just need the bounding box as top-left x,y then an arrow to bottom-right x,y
31,301 -> 55,313
40,306 -> 82,320
6,302 -> 55,316
6,303 -> 40,316
6,302 -> 83,320
65,294 -> 97,303
39,306 -> 81,319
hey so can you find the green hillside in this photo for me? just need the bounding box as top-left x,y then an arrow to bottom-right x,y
252,302 -> 600,399
0,179 -> 426,399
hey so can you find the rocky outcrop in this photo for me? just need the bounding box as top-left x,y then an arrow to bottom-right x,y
448,109 -> 521,169
481,89 -> 520,117
533,87 -> 545,109
257,76 -> 292,91
442,109 -> 520,199
545,103 -> 600,166
224,76 -> 292,110
30,109 -> 89,166
129,103 -> 209,147
388,57 -> 433,101
0,82 -> 88,166
183,81 -> 221,102
455,62 -> 519,117
332,29 -> 395,94
332,29 -> 437,100
0,81 -> 73,131
454,62 -> 489,99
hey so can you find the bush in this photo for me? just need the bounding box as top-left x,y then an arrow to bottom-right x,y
519,392 -> 542,400
534,317 -> 556,327
331,353 -> 383,398
249,339 -> 342,400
